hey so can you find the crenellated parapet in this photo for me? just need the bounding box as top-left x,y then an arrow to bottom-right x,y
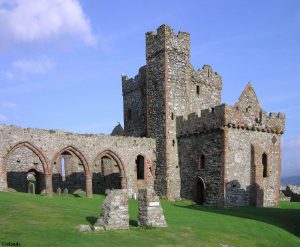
191,64 -> 222,90
177,104 -> 285,137
146,25 -> 190,59
177,104 -> 226,137
122,65 -> 146,95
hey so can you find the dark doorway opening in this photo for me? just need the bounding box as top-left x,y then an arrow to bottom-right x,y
26,169 -> 40,194
192,177 -> 205,205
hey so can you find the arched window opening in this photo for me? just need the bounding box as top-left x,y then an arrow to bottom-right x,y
61,157 -> 66,181
196,85 -> 200,95
136,155 -> 145,180
200,154 -> 205,169
262,153 -> 268,178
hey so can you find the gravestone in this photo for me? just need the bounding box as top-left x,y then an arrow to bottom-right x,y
28,182 -> 35,195
57,188 -> 61,196
137,188 -> 167,227
63,188 -> 68,197
94,189 -> 129,230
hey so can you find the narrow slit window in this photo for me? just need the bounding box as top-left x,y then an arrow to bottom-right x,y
200,154 -> 205,169
196,85 -> 200,95
262,153 -> 268,178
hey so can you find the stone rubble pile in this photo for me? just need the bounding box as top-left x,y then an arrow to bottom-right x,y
281,185 -> 300,202
76,188 -> 167,232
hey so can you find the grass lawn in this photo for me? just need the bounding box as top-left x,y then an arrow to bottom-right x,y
0,192 -> 299,247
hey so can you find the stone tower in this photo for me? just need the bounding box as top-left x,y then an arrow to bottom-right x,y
122,25 -> 222,200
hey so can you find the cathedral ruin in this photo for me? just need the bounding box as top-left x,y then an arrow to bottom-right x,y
0,25 -> 285,207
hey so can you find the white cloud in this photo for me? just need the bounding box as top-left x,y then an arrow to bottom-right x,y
0,113 -> 8,122
5,56 -> 55,79
0,0 -> 97,46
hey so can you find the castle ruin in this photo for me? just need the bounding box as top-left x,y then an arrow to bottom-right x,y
0,25 -> 285,207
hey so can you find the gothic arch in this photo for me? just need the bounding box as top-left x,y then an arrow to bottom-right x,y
51,146 -> 90,176
3,141 -> 49,174
51,145 -> 92,197
3,141 -> 52,195
93,150 -> 127,189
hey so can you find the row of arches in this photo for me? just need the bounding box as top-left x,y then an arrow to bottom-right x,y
3,141 -> 151,197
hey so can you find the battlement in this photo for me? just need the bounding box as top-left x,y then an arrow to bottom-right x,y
191,64 -> 222,90
146,24 -> 190,60
177,104 -> 285,137
122,65 -> 146,95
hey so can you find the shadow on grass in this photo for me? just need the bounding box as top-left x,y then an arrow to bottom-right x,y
86,216 -> 98,225
129,219 -> 138,227
72,194 -> 81,198
174,203 -> 300,237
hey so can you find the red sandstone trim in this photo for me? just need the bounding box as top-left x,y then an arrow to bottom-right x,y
93,149 -> 127,189
4,141 -> 49,174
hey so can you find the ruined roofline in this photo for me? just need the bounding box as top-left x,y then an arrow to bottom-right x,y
145,24 -> 190,39
0,124 -> 155,141
177,103 -> 285,137
192,64 -> 222,78
122,65 -> 146,95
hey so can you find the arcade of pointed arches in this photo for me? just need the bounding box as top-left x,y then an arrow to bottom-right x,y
2,141 -> 153,198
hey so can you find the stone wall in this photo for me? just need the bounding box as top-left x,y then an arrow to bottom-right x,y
122,66 -> 147,137
122,24 -> 285,206
0,125 -> 156,197
123,25 -> 224,200
225,129 -> 281,207
178,130 -> 225,206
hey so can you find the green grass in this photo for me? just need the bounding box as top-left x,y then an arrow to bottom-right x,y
0,192 -> 299,247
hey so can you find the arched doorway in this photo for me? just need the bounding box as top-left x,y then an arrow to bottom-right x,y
93,150 -> 126,194
192,177 -> 206,205
4,142 -> 48,194
26,169 -> 41,194
52,146 -> 91,196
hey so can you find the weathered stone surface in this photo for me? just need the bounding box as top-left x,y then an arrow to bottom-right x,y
57,188 -> 61,196
137,188 -> 167,227
111,123 -> 124,136
95,189 -> 129,230
63,188 -> 68,197
0,125 -> 156,198
123,24 -> 284,207
76,225 -> 92,232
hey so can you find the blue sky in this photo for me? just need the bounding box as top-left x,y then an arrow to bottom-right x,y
0,0 -> 299,177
